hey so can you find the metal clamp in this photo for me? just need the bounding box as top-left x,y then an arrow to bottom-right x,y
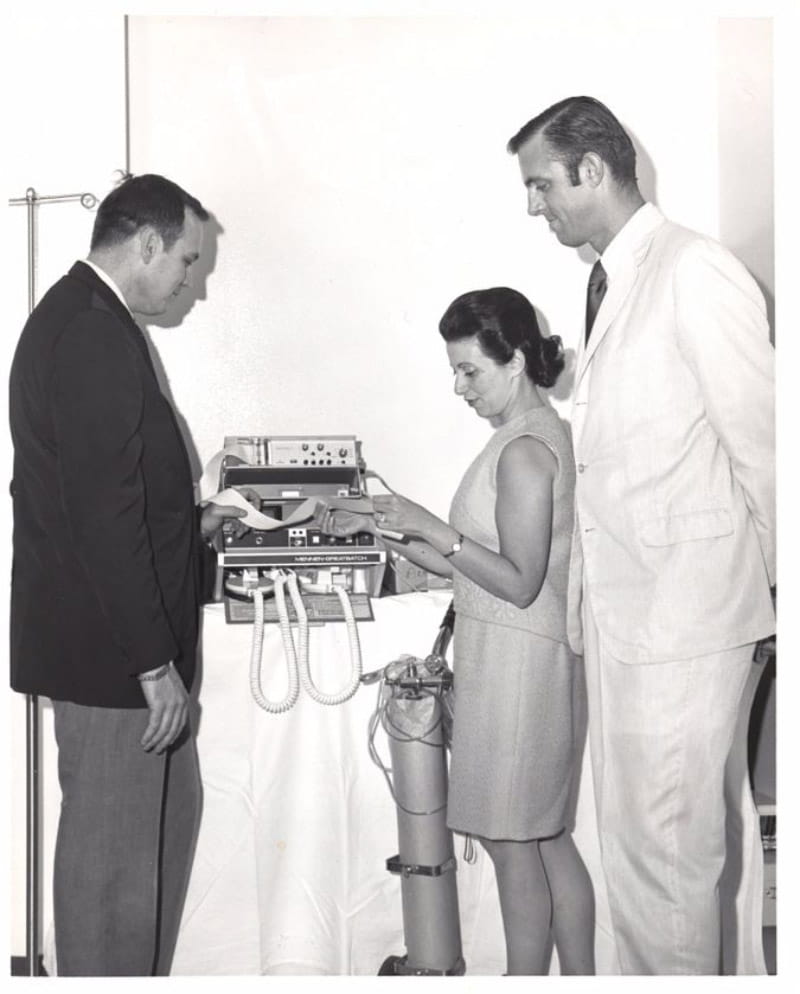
386,853 -> 457,878
379,953 -> 466,976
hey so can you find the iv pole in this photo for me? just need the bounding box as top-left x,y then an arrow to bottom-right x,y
8,16 -> 132,978
7,188 -> 98,976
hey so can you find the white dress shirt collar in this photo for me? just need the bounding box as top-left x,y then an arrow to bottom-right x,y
82,259 -> 132,316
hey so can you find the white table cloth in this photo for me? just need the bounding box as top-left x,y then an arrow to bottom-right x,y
171,590 -> 620,975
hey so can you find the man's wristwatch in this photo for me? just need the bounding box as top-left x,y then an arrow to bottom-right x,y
442,532 -> 464,559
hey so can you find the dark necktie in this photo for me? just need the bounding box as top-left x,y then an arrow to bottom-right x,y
585,259 -> 607,344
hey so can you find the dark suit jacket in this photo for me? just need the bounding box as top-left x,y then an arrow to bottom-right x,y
9,261 -> 203,707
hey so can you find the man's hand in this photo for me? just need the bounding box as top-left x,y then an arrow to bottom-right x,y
138,663 -> 189,753
200,486 -> 261,541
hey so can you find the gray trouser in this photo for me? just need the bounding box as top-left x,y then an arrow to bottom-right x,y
51,701 -> 202,976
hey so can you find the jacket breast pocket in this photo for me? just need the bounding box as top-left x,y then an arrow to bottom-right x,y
638,507 -> 733,547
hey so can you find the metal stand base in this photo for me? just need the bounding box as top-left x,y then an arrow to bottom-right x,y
10,955 -> 47,977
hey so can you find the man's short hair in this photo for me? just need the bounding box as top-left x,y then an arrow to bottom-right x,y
507,96 -> 638,188
90,173 -> 209,252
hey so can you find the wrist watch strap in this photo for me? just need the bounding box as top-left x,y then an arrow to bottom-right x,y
442,532 -> 464,559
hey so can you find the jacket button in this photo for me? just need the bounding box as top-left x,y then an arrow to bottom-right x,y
577,463 -> 586,473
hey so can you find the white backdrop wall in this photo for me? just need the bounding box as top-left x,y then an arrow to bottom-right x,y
128,14 -> 727,519
717,17 -> 774,331
5,9 -> 776,967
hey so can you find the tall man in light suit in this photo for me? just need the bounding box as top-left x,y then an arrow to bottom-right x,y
507,97 -> 775,974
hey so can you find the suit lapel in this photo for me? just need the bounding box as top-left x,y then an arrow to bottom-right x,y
69,261 -> 155,366
579,254 -> 637,373
574,207 -> 664,389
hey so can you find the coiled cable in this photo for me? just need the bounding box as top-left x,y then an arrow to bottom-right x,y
239,569 -> 363,712
295,575 -> 363,705
249,576 -> 301,714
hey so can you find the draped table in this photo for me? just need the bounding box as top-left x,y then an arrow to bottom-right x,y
171,590 -> 618,975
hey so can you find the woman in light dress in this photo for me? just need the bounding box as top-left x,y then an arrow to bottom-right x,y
325,287 -> 594,975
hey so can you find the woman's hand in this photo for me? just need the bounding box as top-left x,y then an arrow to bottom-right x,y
372,493 -> 442,539
320,508 -> 377,537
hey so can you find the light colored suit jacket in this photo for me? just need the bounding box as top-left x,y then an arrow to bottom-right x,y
567,204 -> 775,663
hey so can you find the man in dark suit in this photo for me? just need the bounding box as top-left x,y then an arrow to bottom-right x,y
9,174 -> 244,975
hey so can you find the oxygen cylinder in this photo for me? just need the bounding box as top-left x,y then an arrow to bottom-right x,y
378,618 -> 465,975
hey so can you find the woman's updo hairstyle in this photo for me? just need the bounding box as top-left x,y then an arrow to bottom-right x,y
438,287 -> 564,389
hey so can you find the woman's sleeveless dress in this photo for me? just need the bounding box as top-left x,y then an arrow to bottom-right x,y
446,406 -> 581,841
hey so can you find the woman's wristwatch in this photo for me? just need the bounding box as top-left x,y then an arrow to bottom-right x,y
442,532 -> 464,559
